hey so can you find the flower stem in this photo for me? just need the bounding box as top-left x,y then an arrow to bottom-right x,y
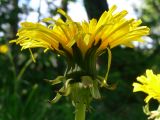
75,102 -> 86,120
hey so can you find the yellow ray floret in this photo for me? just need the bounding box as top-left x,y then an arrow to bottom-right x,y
133,69 -> 160,103
10,5 -> 149,58
0,45 -> 9,54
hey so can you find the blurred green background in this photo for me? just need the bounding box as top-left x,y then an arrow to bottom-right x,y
0,0 -> 160,120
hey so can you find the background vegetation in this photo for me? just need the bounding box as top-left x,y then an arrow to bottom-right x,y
0,0 -> 160,120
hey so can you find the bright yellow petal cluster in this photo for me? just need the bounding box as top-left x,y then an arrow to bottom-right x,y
10,5 -> 149,58
133,69 -> 160,103
0,44 -> 9,54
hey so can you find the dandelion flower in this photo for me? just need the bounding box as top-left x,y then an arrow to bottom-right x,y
10,5 -> 149,85
0,44 -> 9,54
10,5 -> 150,120
133,69 -> 160,103
10,4 -> 150,103
10,5 -> 149,58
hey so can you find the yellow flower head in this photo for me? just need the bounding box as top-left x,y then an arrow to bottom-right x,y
10,5 -> 150,105
0,44 -> 9,54
10,5 -> 149,79
133,69 -> 160,103
10,5 -> 149,57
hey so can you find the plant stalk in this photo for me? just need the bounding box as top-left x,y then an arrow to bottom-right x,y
75,102 -> 86,120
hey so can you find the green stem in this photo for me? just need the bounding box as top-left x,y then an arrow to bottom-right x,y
17,58 -> 32,81
75,102 -> 86,120
8,50 -> 17,81
7,50 -> 17,95
16,54 -> 37,91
